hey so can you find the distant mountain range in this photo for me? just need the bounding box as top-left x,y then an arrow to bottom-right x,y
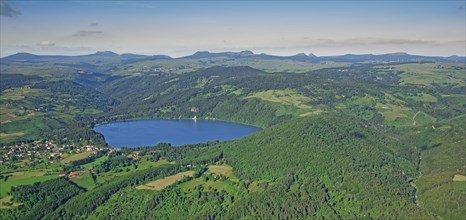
2,50 -> 465,63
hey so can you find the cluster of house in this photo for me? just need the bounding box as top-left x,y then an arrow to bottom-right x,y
58,171 -> 79,178
0,140 -> 99,165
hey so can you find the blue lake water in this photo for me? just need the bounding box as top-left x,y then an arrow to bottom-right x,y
93,119 -> 261,148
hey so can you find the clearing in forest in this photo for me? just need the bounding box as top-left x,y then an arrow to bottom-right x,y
207,164 -> 238,181
136,171 -> 195,191
0,196 -> 22,209
246,89 -> 312,109
453,175 -> 466,182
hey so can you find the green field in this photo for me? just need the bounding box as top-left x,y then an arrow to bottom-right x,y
247,89 -> 312,109
70,171 -> 97,190
0,171 -> 58,197
383,63 -> 466,86
61,151 -> 96,164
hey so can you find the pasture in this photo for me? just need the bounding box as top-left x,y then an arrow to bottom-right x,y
136,171 -> 195,191
61,151 -> 96,164
0,171 -> 58,197
247,89 -> 312,110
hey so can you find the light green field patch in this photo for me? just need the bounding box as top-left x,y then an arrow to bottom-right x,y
195,77 -> 211,89
220,85 -> 244,96
247,89 -> 312,109
375,103 -> 418,127
95,158 -> 174,184
179,177 -> 205,192
0,171 -> 58,197
70,171 -> 97,190
61,151 -> 96,164
452,175 -> 466,193
386,63 -> 466,86
82,155 -> 108,169
383,93 -> 406,105
346,95 -> 375,107
202,180 -> 236,193
0,132 -> 25,139
409,93 -> 438,103
248,180 -> 269,193
0,88 -> 45,101
207,164 -> 238,182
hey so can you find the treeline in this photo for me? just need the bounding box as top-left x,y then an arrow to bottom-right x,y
64,150 -> 108,172
0,74 -> 43,92
93,151 -> 134,173
47,164 -> 184,219
87,114 -> 429,219
0,178 -> 83,220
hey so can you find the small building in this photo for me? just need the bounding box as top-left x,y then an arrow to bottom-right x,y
58,172 -> 67,177
68,172 -> 79,178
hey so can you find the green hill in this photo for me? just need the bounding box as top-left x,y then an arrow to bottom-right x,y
57,114 -> 433,219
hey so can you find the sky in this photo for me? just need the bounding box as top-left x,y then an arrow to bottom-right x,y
1,0 -> 465,57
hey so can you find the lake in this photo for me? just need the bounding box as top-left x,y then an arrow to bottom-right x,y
93,119 -> 261,148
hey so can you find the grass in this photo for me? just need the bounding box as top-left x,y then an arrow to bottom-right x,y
70,171 -> 97,190
60,151 -> 95,164
178,177 -> 237,194
0,171 -> 58,197
0,196 -> 22,209
179,177 -> 205,191
452,181 -> 466,193
246,89 -> 312,110
410,93 -> 438,103
0,88 -> 45,101
384,63 -> 466,87
95,158 -> 173,184
207,164 -> 238,182
415,124 -> 466,219
82,155 -> 108,169
0,132 -> 25,139
248,180 -> 269,193
136,171 -> 195,191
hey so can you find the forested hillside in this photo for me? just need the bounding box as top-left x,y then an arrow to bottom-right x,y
0,53 -> 464,219
51,114 -> 432,219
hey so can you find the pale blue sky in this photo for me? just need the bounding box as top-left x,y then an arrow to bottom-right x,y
1,0 -> 465,57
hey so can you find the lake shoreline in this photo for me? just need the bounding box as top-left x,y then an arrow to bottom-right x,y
93,119 -> 261,148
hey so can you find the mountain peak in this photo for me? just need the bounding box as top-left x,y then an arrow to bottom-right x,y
94,51 -> 119,57
293,53 -> 308,57
239,50 -> 254,56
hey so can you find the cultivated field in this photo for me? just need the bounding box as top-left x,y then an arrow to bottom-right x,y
61,151 -> 96,164
137,171 -> 195,191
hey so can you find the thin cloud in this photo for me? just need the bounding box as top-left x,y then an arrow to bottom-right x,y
0,0 -> 21,17
112,1 -> 159,9
90,22 -> 99,26
17,44 -> 92,53
298,38 -> 439,47
36,41 -> 56,47
72,30 -> 104,38
370,39 -> 438,45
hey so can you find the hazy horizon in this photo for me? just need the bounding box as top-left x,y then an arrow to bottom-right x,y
2,49 -> 465,59
1,0 -> 465,57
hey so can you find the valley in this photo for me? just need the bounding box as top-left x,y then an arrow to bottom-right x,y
0,51 -> 465,219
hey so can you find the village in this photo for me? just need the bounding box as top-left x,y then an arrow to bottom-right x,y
0,140 -> 105,169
